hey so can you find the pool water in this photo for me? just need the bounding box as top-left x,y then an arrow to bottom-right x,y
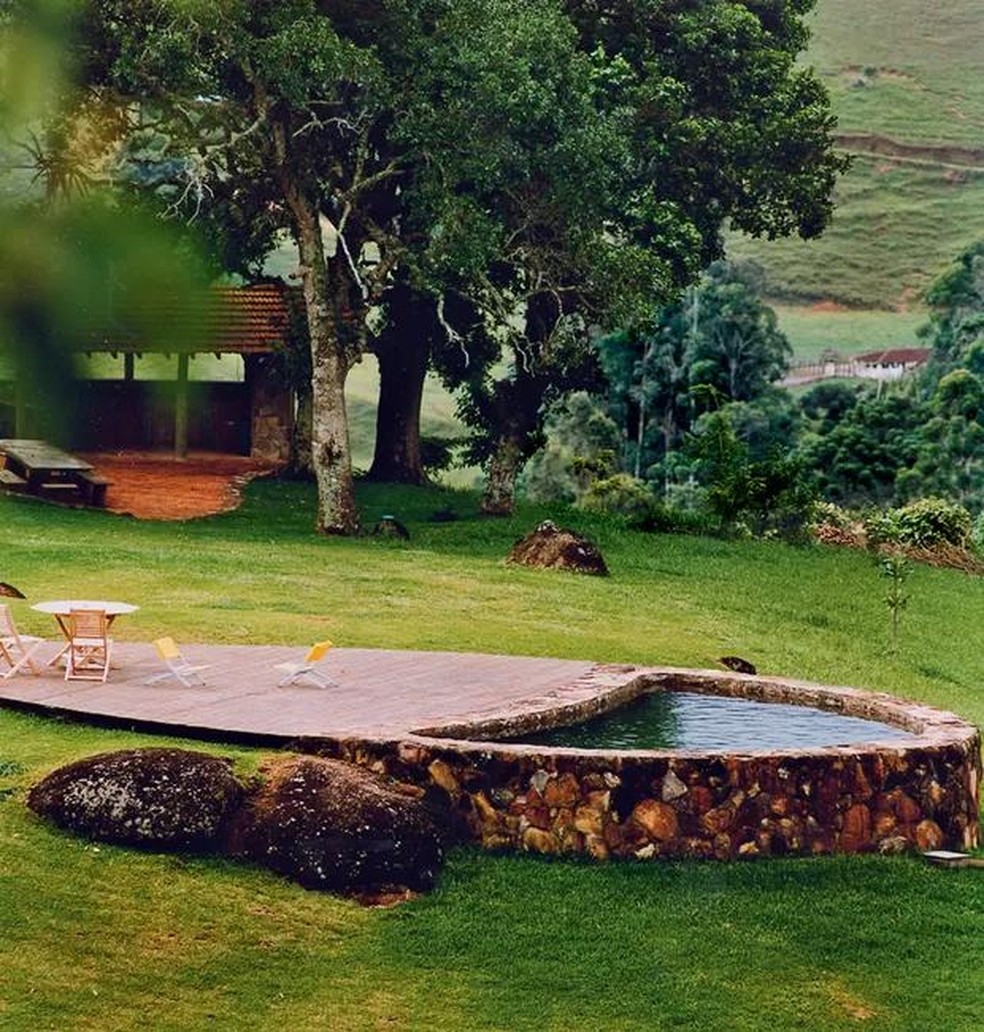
506,691 -> 915,751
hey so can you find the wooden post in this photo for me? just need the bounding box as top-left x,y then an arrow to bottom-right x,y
13,379 -> 27,437
174,353 -> 189,459
123,353 -> 135,381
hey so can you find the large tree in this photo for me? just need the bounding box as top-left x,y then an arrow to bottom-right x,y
687,261 -> 791,403
50,0 -> 624,531
37,0 -> 845,527
441,0 -> 846,514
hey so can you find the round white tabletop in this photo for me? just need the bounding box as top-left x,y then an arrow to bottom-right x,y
31,600 -> 139,616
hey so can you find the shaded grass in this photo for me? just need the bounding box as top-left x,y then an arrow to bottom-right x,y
1,480 -> 983,1030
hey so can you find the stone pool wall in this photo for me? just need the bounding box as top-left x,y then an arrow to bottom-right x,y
297,669 -> 982,861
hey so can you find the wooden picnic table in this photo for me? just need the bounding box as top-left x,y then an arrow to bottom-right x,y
0,439 -> 110,505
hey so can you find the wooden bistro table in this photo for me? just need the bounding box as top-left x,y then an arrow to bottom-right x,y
31,600 -> 139,668
0,439 -> 109,505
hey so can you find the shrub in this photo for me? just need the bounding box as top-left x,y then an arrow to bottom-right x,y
896,497 -> 970,547
578,474 -> 655,522
809,501 -> 864,547
687,411 -> 817,542
809,500 -> 855,531
631,502 -> 716,536
861,508 -> 901,549
863,497 -> 971,550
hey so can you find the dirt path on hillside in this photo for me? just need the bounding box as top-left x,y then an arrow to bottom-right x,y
79,451 -> 281,520
834,132 -> 984,173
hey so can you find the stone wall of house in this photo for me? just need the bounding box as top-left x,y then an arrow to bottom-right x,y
246,354 -> 292,464
297,673 -> 981,862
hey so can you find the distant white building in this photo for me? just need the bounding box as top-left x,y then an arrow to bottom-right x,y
783,347 -> 931,386
850,348 -> 931,381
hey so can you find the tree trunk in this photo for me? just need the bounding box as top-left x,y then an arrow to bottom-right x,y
482,434 -> 523,516
660,406 -> 677,502
286,181 -> 359,533
367,327 -> 429,483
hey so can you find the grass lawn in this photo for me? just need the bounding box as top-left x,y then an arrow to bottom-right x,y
1,480 -> 982,1030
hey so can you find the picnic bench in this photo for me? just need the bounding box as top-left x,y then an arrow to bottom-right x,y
0,439 -> 111,507
0,467 -> 27,491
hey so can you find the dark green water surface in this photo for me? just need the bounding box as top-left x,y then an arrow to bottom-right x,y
505,691 -> 915,751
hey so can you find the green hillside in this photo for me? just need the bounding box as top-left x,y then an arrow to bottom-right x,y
730,0 -> 984,327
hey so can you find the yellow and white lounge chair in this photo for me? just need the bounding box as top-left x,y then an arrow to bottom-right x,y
146,636 -> 209,687
275,640 -> 336,688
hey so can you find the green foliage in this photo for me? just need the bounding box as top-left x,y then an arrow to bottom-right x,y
788,242 -> 984,511
577,473 -> 654,523
686,262 -> 792,402
418,435 -> 460,477
864,498 -> 972,550
922,240 -> 984,372
0,195 -> 211,442
630,500 -> 716,537
520,391 -> 620,504
687,410 -> 818,541
808,500 -> 856,532
970,511 -> 984,557
799,389 -> 925,506
596,261 -> 792,485
878,549 -> 912,654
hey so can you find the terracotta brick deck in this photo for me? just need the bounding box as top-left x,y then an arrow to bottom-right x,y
0,643 -> 604,743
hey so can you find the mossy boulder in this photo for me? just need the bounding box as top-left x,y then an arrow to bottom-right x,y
27,747 -> 244,850
227,756 -> 444,893
507,520 -> 609,576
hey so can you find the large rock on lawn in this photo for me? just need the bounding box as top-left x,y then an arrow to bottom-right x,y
228,756 -> 444,894
27,747 -> 244,850
507,520 -> 609,576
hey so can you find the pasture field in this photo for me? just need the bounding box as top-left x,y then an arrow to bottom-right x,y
774,304 -> 928,362
807,0 -> 984,147
731,0 -> 984,350
1,480 -> 982,1030
729,157 -> 984,313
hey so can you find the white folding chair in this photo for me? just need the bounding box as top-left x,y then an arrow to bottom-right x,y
65,609 -> 112,683
146,637 -> 209,687
275,640 -> 336,688
0,603 -> 45,678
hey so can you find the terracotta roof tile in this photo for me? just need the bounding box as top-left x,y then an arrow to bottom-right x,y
854,348 -> 931,365
90,284 -> 299,355
205,285 -> 294,353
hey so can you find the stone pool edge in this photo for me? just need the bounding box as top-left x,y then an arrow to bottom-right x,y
292,666 -> 982,861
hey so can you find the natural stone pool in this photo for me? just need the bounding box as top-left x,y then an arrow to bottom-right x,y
504,690 -> 916,752
311,667 -> 981,862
